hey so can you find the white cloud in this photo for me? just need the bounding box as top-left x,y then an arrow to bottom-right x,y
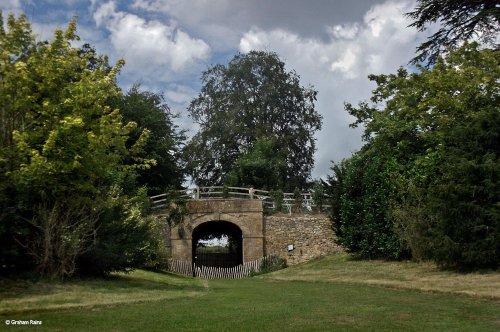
131,0 -> 167,12
0,0 -> 22,14
364,0 -> 415,43
328,24 -> 360,40
131,0 -> 246,51
238,0 -> 422,178
330,47 -> 360,79
239,28 -> 266,53
129,0 -> 384,52
93,1 -> 210,78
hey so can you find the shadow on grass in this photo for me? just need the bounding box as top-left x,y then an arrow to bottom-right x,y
0,269 -> 203,300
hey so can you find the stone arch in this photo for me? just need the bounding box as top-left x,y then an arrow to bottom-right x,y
169,199 -> 264,264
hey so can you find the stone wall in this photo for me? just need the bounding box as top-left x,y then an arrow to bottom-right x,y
264,214 -> 343,265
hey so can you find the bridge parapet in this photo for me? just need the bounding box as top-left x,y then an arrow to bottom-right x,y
186,198 -> 263,215
150,186 -> 329,213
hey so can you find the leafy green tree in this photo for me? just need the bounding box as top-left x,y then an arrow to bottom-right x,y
0,13 -> 36,274
311,182 -> 326,212
335,148 -> 408,259
327,159 -> 350,239
113,84 -> 186,195
0,13 -> 157,277
225,138 -> 286,190
407,0 -> 499,64
77,188 -> 165,275
185,51 -> 322,190
344,43 -> 499,268
269,189 -> 285,212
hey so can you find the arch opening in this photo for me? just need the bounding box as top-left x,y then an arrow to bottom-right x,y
192,221 -> 243,268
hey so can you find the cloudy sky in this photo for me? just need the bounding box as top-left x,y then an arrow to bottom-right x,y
1,0 -> 433,181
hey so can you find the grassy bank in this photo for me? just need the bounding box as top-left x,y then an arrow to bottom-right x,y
265,253 -> 500,300
1,253 -> 499,331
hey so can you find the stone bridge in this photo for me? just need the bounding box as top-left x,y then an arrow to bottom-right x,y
157,197 -> 342,275
169,199 -> 265,264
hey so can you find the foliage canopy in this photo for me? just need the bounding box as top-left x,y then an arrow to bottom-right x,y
0,13 -> 169,278
112,84 -> 186,195
185,51 -> 322,190
407,0 -> 499,64
333,44 -> 499,267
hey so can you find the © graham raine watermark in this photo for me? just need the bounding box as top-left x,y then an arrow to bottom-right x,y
5,320 -> 42,326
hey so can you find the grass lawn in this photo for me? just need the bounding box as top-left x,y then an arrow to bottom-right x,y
1,253 -> 499,331
267,253 -> 500,299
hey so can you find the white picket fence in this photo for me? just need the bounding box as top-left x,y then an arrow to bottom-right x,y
168,257 -> 266,279
168,259 -> 193,276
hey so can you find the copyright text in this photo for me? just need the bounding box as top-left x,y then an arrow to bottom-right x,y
5,320 -> 42,326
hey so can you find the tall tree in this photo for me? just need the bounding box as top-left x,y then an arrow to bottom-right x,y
185,51 -> 322,190
343,43 -> 499,268
113,84 -> 186,195
0,13 -> 158,278
407,0 -> 499,64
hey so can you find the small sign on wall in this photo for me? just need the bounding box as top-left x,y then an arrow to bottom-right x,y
287,244 -> 294,252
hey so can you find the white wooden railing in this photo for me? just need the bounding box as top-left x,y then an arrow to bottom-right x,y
150,186 -> 329,213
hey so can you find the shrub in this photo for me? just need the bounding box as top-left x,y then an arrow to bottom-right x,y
77,188 -> 161,275
312,182 -> 325,212
269,189 -> 285,213
252,255 -> 287,276
336,150 -> 409,259
292,188 -> 303,213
